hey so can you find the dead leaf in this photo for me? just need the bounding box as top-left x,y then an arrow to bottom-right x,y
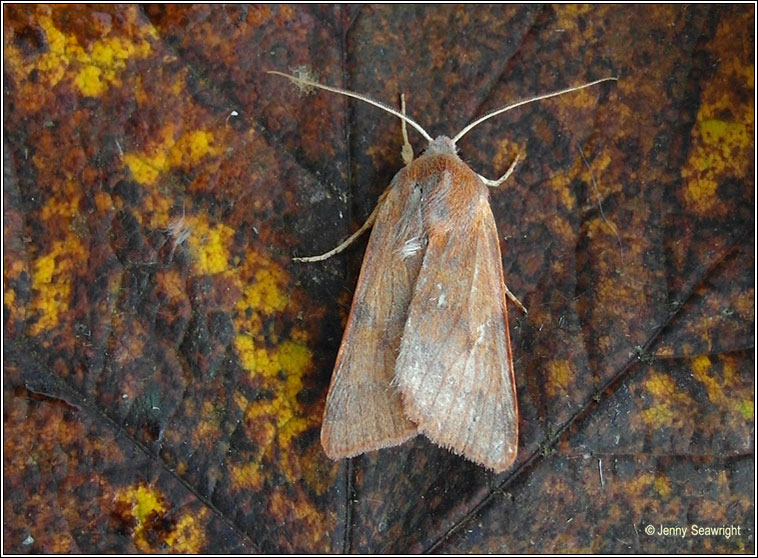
3,4 -> 753,553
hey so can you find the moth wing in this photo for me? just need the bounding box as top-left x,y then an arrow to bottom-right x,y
321,173 -> 423,458
394,195 -> 518,472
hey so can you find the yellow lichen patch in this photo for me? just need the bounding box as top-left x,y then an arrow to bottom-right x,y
680,45 -> 753,216
545,359 -> 572,398
640,371 -> 694,429
40,180 -> 81,221
183,216 -> 235,276
654,475 -> 671,498
163,509 -> 207,553
6,13 -> 154,99
122,151 -> 167,186
645,371 -> 678,399
241,339 -> 312,443
121,123 -> 175,185
641,403 -> 674,428
74,65 -> 105,97
227,248 -> 318,483
123,127 -> 222,188
236,335 -> 313,481
237,268 -> 289,325
739,399 -> 753,420
583,214 -> 622,245
28,233 -> 86,335
114,484 -> 166,536
132,485 -> 165,522
230,461 -> 263,492
232,253 -> 291,342
113,483 -> 206,553
168,130 -> 222,168
690,355 -> 752,425
690,354 -> 725,405
233,334 -> 257,372
552,172 -> 576,212
624,472 -> 655,497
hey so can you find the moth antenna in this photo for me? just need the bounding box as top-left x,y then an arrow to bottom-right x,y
451,77 -> 618,145
268,71 -> 434,143
400,93 -> 414,164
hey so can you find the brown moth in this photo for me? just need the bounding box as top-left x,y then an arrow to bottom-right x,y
270,70 -> 616,472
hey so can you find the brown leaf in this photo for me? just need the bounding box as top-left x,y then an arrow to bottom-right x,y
3,4 -> 753,553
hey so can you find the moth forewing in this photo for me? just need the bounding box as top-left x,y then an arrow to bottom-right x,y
320,166 -> 423,458
392,145 -> 518,473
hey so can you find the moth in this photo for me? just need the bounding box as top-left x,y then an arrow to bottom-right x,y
270,70 -> 616,472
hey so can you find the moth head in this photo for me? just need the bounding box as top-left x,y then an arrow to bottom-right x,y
424,136 -> 458,156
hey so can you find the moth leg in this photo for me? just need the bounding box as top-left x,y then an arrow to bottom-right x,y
293,190 -> 389,263
400,93 -> 414,165
478,154 -> 522,188
505,284 -> 528,315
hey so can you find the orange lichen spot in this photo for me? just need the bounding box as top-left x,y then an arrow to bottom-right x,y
144,190 -> 173,229
267,486 -> 323,540
584,213 -> 622,245
94,191 -> 115,214
274,5 -> 297,25
545,359 -> 572,398
50,533 -> 77,554
192,400 -> 220,449
552,214 -> 576,243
